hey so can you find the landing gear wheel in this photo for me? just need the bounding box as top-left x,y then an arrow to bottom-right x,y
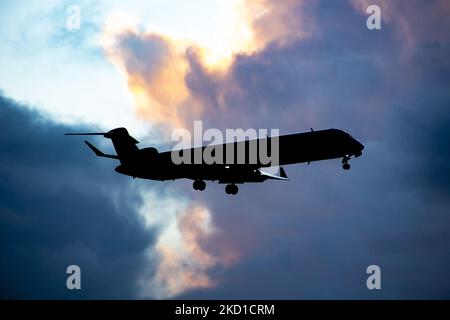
342,155 -> 351,171
193,180 -> 206,191
225,184 -> 238,195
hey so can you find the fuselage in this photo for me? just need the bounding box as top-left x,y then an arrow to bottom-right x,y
115,128 -> 364,182
68,127 -> 364,194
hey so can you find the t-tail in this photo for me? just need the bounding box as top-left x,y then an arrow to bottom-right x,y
65,127 -> 139,164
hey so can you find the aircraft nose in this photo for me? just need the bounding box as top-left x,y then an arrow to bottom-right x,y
353,138 -> 364,157
357,140 -> 364,151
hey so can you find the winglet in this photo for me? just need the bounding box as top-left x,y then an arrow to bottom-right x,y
84,141 -> 119,159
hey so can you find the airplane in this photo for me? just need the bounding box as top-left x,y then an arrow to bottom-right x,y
65,127 -> 364,194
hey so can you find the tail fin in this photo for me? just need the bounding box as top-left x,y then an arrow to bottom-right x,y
103,128 -> 139,164
66,127 -> 139,164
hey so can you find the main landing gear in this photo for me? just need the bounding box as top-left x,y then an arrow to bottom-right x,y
193,179 -> 206,191
225,184 -> 239,195
342,155 -> 351,170
192,180 -> 238,194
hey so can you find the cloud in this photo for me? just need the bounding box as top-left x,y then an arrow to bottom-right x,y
103,0 -> 422,136
241,0 -> 312,49
95,0 -> 315,295
136,190 -> 234,299
149,205 -> 219,298
97,0 -> 450,299
104,31 -> 197,128
177,1 -> 450,299
2,0 -> 450,299
0,94 -> 156,298
0,94 -> 229,299
351,0 -> 450,48
101,0 -> 312,129
103,0 -> 450,299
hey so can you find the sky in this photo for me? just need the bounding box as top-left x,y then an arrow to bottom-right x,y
0,0 -> 449,299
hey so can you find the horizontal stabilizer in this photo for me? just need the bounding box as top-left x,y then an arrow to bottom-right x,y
84,141 -> 119,160
65,132 -> 106,136
258,167 -> 289,181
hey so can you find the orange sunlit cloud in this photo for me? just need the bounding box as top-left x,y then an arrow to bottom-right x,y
102,0 -> 308,299
102,0 -> 308,129
151,205 -> 233,298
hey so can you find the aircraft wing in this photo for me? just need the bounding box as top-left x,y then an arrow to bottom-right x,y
257,167 -> 289,181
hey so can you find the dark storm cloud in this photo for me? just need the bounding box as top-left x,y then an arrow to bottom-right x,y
184,0 -> 401,140
178,0 -> 450,299
2,0 -> 449,300
0,94 -> 156,299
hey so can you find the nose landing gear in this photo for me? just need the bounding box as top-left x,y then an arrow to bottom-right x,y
342,155 -> 351,170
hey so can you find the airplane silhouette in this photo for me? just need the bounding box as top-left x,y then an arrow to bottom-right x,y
66,127 -> 364,194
